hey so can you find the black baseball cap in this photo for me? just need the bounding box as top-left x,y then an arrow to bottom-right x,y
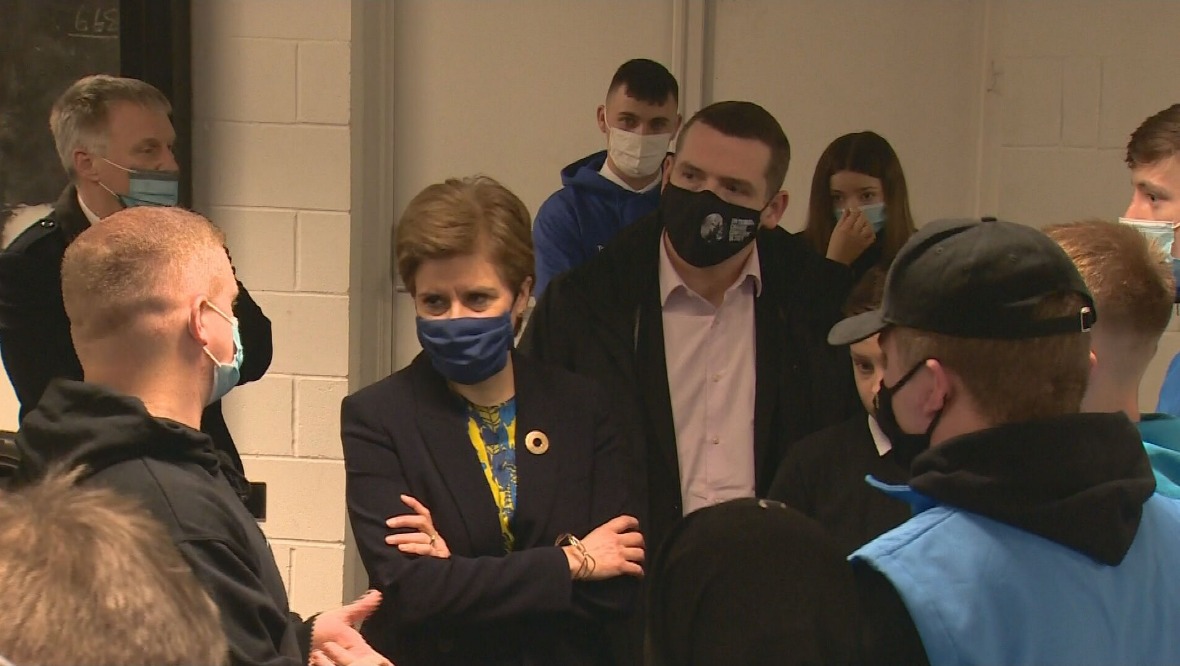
828,217 -> 1096,345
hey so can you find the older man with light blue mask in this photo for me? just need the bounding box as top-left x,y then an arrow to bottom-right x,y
0,74 -> 274,519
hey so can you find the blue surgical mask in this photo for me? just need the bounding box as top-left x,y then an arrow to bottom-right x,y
100,158 -> 180,208
834,202 -> 888,233
202,302 -> 243,405
1120,217 -> 1176,263
417,312 -> 515,385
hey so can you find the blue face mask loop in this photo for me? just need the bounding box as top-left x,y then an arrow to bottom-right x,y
835,201 -> 888,234
201,302 -> 243,405
416,309 -> 516,386
100,157 -> 180,208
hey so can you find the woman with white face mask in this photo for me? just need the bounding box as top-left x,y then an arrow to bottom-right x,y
801,131 -> 919,281
341,176 -> 643,666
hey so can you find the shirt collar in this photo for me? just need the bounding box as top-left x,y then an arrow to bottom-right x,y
658,232 -> 763,306
77,191 -> 104,226
867,414 -> 893,457
598,160 -> 662,193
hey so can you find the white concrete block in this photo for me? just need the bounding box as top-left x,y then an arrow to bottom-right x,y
295,378 -> 348,460
997,1 -> 1180,59
245,458 -> 346,542
210,207 -> 297,292
251,293 -> 349,377
996,147 -> 1128,227
1098,57 -> 1180,149
193,37 -> 297,123
288,544 -> 347,616
1062,58 -> 1100,147
1000,58 -> 1062,147
297,211 -> 350,294
193,122 -> 350,211
298,42 -> 351,125
196,0 -> 350,41
222,376 -> 294,457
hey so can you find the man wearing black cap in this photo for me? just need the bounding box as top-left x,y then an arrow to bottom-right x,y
833,218 -> 1180,665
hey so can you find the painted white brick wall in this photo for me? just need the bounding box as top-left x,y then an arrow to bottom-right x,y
192,0 -> 352,618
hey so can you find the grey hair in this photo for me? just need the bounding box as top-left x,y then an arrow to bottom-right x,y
49,74 -> 171,177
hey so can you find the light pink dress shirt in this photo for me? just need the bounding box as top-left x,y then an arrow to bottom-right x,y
658,234 -> 760,515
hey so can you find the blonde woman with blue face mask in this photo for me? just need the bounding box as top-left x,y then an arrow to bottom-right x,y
341,176 -> 644,666
802,131 -> 919,281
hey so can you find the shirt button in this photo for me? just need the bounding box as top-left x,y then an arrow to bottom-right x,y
711,373 -> 722,382
710,436 -> 720,446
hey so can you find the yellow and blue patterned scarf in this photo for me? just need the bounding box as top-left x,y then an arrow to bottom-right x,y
466,398 -> 517,552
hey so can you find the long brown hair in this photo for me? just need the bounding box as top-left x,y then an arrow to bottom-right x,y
803,131 -> 916,266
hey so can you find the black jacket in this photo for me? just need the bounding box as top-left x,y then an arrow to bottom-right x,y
0,186 -> 272,498
519,211 -> 858,554
768,413 -> 911,554
342,352 -> 637,666
14,379 -> 309,666
855,412 -> 1158,665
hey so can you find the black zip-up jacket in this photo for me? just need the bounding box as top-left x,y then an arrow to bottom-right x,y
0,185 -> 272,505
14,380 -> 310,666
520,211 -> 858,555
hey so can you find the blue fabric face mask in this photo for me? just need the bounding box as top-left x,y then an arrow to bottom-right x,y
417,312 -> 515,385
1120,217 -> 1176,262
835,202 -> 888,233
101,158 -> 180,207
202,302 -> 243,405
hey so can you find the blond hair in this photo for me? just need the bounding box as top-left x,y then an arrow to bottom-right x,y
61,207 -> 227,346
891,292 -> 1092,424
394,176 -> 534,295
0,467 -> 227,665
1045,219 -> 1174,342
49,74 -> 171,177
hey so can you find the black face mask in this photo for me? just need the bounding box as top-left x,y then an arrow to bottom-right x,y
874,359 -> 944,469
660,183 -> 764,268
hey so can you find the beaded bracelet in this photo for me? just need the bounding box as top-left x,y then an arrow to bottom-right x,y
555,533 -> 597,580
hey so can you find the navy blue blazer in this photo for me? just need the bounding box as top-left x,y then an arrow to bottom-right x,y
342,351 -> 637,666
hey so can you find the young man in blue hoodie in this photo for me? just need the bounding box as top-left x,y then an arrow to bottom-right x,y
532,59 -> 680,296
1046,219 -> 1180,498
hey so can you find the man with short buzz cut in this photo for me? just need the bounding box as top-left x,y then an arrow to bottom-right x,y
532,58 -> 681,297
14,206 -> 390,666
0,74 -> 271,515
0,468 -> 228,666
831,218 -> 1180,665
1046,219 -> 1180,498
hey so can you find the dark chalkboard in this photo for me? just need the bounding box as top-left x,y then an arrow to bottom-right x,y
0,0 -> 121,210
0,0 -> 190,241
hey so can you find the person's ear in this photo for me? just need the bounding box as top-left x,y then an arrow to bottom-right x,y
189,298 -> 212,348
74,150 -> 100,183
760,190 -> 789,229
661,155 -> 675,192
921,358 -> 951,420
670,113 -> 683,140
512,277 -> 533,335
597,105 -> 608,135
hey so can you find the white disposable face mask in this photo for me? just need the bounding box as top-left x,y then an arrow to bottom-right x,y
606,124 -> 672,179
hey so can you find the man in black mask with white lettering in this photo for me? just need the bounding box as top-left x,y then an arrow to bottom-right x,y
520,100 -> 857,663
